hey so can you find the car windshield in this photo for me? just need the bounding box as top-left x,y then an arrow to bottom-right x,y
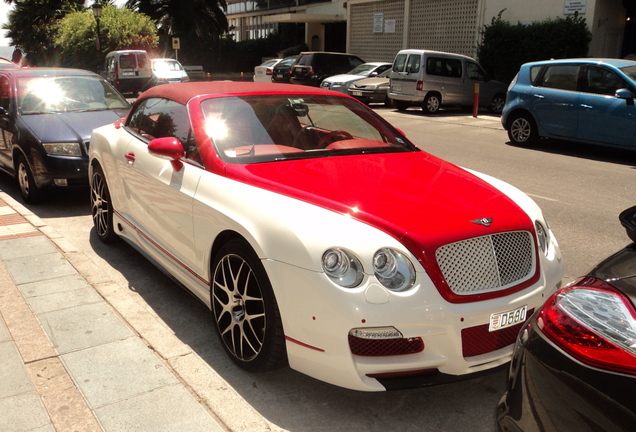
153,60 -> 183,71
202,94 -> 417,163
347,64 -> 379,76
18,75 -> 129,115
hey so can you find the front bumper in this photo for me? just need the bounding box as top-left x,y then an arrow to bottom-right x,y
265,256 -> 563,392
31,152 -> 89,188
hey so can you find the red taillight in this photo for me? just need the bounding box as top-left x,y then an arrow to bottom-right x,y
416,80 -> 423,91
538,278 -> 636,375
307,66 -> 314,75
266,69 -> 273,76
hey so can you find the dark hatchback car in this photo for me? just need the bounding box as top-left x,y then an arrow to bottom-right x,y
289,52 -> 365,86
270,55 -> 298,83
496,206 -> 636,432
0,68 -> 130,203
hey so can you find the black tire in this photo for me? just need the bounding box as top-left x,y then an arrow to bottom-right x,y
490,93 -> 506,114
210,238 -> 286,372
90,164 -> 117,243
393,100 -> 409,111
507,113 -> 538,145
422,93 -> 441,114
383,96 -> 393,107
15,154 -> 42,204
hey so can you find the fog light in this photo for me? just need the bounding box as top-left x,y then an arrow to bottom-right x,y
350,327 -> 402,340
54,179 -> 68,186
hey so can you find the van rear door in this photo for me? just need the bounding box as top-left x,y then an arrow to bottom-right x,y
390,52 -> 421,97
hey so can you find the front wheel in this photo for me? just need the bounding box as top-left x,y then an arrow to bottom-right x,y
16,155 -> 42,204
211,238 -> 286,372
90,164 -> 117,243
507,113 -> 538,145
422,93 -> 441,114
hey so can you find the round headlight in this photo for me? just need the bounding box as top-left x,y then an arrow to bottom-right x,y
322,248 -> 364,288
373,248 -> 416,292
535,220 -> 549,256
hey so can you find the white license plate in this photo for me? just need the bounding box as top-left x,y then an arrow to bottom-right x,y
121,71 -> 136,77
489,305 -> 528,332
276,74 -> 283,78
392,85 -> 401,92
352,91 -> 363,96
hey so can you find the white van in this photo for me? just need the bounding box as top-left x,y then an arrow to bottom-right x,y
103,50 -> 152,95
388,49 -> 507,114
150,58 -> 190,85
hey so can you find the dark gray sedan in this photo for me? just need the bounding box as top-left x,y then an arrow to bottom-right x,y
0,68 -> 130,203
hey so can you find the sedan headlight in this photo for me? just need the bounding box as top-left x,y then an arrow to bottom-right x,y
322,248 -> 364,288
43,142 -> 82,156
373,248 -> 416,292
535,220 -> 550,256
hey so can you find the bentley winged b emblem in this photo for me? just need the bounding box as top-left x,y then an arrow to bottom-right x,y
471,217 -> 493,227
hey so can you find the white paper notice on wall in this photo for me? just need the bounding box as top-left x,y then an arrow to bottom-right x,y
564,0 -> 586,15
373,13 -> 383,33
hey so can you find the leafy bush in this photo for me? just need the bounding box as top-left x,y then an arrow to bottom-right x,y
477,11 -> 592,84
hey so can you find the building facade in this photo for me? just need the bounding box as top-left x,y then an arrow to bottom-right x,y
226,0 -> 634,62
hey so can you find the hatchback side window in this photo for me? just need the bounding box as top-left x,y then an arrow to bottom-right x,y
426,57 -> 443,76
444,59 -> 462,78
466,62 -> 486,80
538,65 -> 580,91
393,53 -> 407,72
582,66 -> 628,96
406,55 -> 421,74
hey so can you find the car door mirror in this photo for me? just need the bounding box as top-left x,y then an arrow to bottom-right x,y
148,137 -> 185,171
615,88 -> 635,105
0,106 -> 7,117
619,205 -> 636,243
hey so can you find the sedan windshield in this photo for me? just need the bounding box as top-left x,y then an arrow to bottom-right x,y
18,75 -> 130,115
202,94 -> 418,163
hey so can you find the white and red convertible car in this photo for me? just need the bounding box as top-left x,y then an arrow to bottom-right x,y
89,82 -> 564,391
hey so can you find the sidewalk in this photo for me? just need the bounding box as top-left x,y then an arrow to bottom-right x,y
0,192 -> 273,432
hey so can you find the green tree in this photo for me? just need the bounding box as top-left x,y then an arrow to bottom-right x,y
3,0 -> 84,66
55,4 -> 158,71
125,0 -> 228,66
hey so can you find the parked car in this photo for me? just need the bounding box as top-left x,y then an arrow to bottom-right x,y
102,50 -> 152,95
496,205 -> 636,432
89,81 -> 563,391
502,58 -> 636,150
320,62 -> 392,94
0,57 -> 19,69
150,58 -> 189,86
0,68 -> 130,203
253,58 -> 283,83
347,68 -> 392,106
388,49 -> 507,114
290,52 -> 365,86
271,56 -> 298,83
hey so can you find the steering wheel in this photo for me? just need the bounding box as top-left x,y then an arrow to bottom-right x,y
319,130 -> 354,148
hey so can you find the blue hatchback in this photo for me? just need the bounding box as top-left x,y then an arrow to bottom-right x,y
502,58 -> 636,149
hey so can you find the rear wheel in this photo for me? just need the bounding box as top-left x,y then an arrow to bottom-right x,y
16,155 -> 42,204
393,100 -> 409,111
490,93 -> 506,114
210,238 -> 286,372
90,164 -> 117,243
508,113 -> 538,145
422,93 -> 441,114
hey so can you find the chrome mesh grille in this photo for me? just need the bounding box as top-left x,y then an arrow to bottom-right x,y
436,231 -> 534,295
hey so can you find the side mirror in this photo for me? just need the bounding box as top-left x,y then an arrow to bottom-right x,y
619,206 -> 636,243
148,137 -> 185,171
370,72 -> 378,77
615,88 -> 635,106
0,106 -> 7,117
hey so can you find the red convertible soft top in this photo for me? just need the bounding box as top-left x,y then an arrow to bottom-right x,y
138,81 -> 338,105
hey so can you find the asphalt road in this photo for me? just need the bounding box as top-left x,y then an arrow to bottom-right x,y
0,106 -> 633,432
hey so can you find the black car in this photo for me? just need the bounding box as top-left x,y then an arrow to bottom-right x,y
289,52 -> 364,86
0,68 -> 130,203
496,205 -> 636,432
270,55 -> 297,83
